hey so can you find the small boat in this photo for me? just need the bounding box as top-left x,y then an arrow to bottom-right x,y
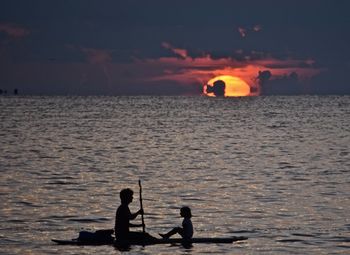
52,182 -> 248,247
52,236 -> 247,246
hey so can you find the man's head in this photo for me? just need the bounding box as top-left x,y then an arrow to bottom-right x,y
120,188 -> 133,204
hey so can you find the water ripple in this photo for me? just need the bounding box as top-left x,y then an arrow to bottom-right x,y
0,96 -> 349,254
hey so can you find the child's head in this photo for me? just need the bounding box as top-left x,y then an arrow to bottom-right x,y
180,206 -> 192,218
120,188 -> 133,204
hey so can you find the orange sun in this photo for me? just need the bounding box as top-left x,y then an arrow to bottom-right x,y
204,75 -> 251,97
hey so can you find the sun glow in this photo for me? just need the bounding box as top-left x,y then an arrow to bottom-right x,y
204,75 -> 251,97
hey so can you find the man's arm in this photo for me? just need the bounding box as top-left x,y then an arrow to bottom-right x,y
129,209 -> 143,220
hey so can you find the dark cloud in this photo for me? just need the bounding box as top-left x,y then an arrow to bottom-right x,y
206,80 -> 225,97
257,69 -> 350,95
309,66 -> 350,95
259,71 -> 304,95
0,0 -> 349,95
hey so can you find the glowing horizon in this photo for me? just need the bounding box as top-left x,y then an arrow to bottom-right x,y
204,75 -> 251,97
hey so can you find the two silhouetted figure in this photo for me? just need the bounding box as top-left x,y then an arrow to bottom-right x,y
114,188 -> 193,242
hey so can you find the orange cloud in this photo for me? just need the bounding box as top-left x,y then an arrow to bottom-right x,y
60,43 -> 323,96
140,45 -> 323,95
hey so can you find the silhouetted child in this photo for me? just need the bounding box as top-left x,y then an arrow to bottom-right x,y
159,206 -> 193,240
115,188 -> 144,240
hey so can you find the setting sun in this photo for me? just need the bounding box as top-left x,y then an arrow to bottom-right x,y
204,75 -> 251,97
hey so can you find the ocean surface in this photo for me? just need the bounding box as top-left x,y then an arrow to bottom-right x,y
0,96 -> 349,255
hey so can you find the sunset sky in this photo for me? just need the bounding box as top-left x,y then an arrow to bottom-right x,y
1,0 -> 349,96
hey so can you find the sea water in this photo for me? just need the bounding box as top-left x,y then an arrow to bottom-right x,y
0,96 -> 349,254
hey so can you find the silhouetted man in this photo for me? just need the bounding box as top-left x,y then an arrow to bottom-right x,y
115,188 -> 144,240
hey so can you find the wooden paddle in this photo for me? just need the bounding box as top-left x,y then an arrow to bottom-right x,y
138,179 -> 145,233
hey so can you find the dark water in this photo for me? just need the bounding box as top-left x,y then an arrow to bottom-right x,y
0,96 -> 349,254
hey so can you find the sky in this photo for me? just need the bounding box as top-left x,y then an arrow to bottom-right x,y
0,0 -> 350,96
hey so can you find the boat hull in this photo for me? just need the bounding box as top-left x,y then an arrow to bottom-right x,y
52,236 -> 247,246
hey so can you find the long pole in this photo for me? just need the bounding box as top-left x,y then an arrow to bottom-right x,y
138,179 -> 145,233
